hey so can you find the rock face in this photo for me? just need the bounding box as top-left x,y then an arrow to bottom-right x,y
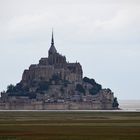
0,32 -> 119,110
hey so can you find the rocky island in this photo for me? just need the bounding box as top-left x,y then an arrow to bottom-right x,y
0,32 -> 119,110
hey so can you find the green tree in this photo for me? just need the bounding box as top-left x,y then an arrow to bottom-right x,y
29,93 -> 36,99
37,81 -> 49,91
7,84 -> 16,93
83,77 -> 102,89
76,84 -> 85,95
112,97 -> 119,108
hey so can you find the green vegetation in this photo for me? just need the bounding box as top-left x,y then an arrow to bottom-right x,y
7,84 -> 16,93
89,86 -> 100,95
76,84 -> 85,94
113,97 -> 119,108
0,111 -> 139,140
83,77 -> 101,88
50,74 -> 61,84
28,93 -> 36,99
83,77 -> 102,95
37,81 -> 49,92
63,80 -> 70,87
6,83 -> 29,95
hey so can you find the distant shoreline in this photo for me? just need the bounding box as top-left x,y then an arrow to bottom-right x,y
119,100 -> 140,110
0,109 -> 140,112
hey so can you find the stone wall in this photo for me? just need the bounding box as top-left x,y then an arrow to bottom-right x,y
0,101 -> 113,110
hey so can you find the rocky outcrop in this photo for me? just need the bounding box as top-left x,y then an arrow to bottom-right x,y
0,33 -> 119,110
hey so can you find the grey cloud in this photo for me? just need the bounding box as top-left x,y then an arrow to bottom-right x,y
0,0 -> 140,99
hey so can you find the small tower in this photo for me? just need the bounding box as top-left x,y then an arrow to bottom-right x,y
48,30 -> 57,56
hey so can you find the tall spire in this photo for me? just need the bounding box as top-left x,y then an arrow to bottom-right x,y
49,29 -> 57,56
51,29 -> 54,45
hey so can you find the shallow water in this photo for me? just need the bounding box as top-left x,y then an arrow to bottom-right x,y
119,100 -> 140,111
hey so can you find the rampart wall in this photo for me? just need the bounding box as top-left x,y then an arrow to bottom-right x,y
0,102 -> 113,110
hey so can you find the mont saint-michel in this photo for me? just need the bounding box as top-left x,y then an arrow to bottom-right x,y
0,32 -> 119,110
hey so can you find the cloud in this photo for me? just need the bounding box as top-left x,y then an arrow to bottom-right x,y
1,0 -> 139,45
0,0 -> 140,99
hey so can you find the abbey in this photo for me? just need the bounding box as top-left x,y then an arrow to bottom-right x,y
0,32 -> 119,110
22,32 -> 82,88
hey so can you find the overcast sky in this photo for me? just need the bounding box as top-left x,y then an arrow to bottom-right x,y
0,0 -> 140,100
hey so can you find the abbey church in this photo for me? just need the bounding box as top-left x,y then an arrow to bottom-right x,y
0,32 -> 119,110
22,32 -> 82,87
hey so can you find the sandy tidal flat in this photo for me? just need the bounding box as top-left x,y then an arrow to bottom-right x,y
0,111 -> 140,140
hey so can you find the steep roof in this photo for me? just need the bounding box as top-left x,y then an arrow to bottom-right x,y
49,31 -> 57,55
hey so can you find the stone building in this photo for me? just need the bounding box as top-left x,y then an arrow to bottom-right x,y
21,32 -> 83,87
